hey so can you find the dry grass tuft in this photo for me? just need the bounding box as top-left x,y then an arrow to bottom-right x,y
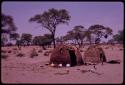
1,53 -> 8,59
44,51 -> 50,56
13,48 -> 18,50
16,52 -> 25,57
30,48 -> 38,58
8,50 -> 12,53
1,50 -> 7,53
38,49 -> 43,53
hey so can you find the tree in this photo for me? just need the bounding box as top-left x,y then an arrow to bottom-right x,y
84,29 -> 93,44
56,36 -> 64,44
2,14 -> 17,34
32,36 -> 46,49
43,34 -> 53,47
72,25 -> 85,47
107,39 -> 114,45
29,8 -> 71,48
9,33 -> 20,40
9,33 -> 20,45
113,30 -> 123,44
16,40 -> 22,50
64,25 -> 86,47
88,24 -> 113,44
1,34 -> 8,46
21,33 -> 32,46
1,14 -> 18,46
32,34 -> 53,50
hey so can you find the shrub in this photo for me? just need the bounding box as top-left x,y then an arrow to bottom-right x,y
105,47 -> 109,49
13,48 -> 17,50
38,49 -> 43,53
1,50 -> 6,53
1,53 -> 8,59
16,52 -> 25,57
6,43 -> 13,46
8,50 -> 11,53
30,48 -> 38,58
44,51 -> 49,56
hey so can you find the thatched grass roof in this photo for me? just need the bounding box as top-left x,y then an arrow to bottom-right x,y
84,45 -> 106,64
50,44 -> 83,67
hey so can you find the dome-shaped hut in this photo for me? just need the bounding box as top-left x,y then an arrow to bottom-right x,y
84,45 -> 106,65
50,44 -> 84,67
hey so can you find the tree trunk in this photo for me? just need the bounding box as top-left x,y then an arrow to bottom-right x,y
52,33 -> 56,48
76,39 -> 81,48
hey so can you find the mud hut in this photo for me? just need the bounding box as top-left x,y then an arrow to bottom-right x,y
84,45 -> 106,65
50,44 -> 84,67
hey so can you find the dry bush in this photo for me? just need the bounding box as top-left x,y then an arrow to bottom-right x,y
48,50 -> 52,53
105,47 -> 109,49
44,51 -> 50,56
1,50 -> 7,53
13,48 -> 18,50
16,52 -> 25,57
30,48 -> 38,58
1,53 -> 8,59
8,50 -> 12,53
38,49 -> 43,53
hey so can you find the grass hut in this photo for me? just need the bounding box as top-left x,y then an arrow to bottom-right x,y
50,44 -> 84,67
84,45 -> 106,65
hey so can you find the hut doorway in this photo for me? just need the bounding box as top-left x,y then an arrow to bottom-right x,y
100,53 -> 106,62
69,50 -> 77,66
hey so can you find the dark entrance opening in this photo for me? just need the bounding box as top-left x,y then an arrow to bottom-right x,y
69,50 -> 77,66
100,53 -> 106,62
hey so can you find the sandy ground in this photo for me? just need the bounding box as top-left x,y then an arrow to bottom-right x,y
1,44 -> 123,84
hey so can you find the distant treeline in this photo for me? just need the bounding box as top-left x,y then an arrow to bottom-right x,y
1,8 -> 123,48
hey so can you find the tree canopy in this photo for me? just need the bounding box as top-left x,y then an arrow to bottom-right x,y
113,30 -> 123,43
2,14 -> 17,34
29,8 -> 71,48
88,24 -> 113,44
21,33 -> 32,46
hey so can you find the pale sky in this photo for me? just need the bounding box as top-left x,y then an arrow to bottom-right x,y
2,1 -> 124,42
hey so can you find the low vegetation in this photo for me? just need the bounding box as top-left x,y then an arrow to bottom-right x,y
30,48 -> 38,58
44,51 -> 50,56
38,49 -> 43,53
16,52 -> 25,57
13,48 -> 18,50
1,53 -> 8,59
1,50 -> 7,53
8,50 -> 12,53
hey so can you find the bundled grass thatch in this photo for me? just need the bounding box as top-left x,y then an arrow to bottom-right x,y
84,45 -> 106,65
50,44 -> 83,67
